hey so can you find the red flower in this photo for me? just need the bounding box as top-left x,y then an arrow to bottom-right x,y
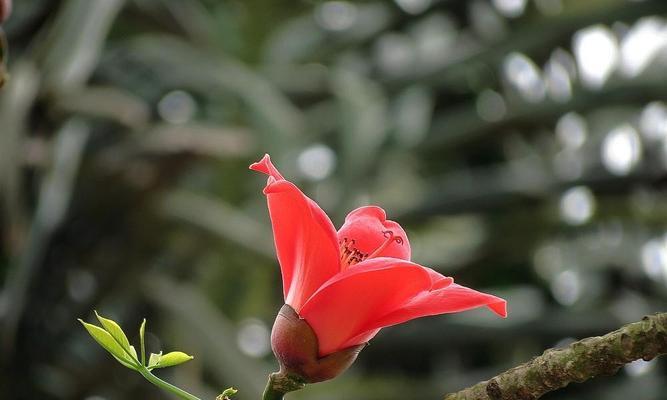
251,154 -> 506,378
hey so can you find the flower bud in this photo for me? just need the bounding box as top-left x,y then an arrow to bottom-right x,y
270,304 -> 365,383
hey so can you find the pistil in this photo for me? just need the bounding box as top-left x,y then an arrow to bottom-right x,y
339,231 -> 403,270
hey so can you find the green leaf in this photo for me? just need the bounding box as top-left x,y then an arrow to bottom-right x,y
94,311 -> 133,358
150,351 -> 194,369
220,387 -> 238,398
112,354 -> 139,370
139,318 -> 146,366
148,351 -> 162,369
79,319 -> 139,369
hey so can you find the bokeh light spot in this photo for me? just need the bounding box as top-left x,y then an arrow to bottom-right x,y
158,90 -> 196,124
640,236 -> 667,283
503,52 -> 545,102
556,112 -> 587,149
394,0 -> 432,15
551,270 -> 582,306
297,144 -> 337,181
639,101 -> 667,141
315,1 -> 357,31
560,186 -> 595,225
374,33 -> 416,77
236,319 -> 271,358
491,0 -> 526,18
624,359 -> 657,377
476,89 -> 507,122
620,17 -> 667,77
601,124 -> 642,176
573,25 -> 619,89
66,269 -> 97,303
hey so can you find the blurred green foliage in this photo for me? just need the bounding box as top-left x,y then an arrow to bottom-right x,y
1,0 -> 667,399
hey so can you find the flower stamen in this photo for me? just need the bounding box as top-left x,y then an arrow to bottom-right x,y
340,238 -> 366,269
367,230 -> 403,259
339,231 -> 404,269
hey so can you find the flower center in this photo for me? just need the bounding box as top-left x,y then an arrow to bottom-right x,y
339,230 -> 404,269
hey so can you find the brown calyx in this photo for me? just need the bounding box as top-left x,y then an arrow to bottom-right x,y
270,304 -> 365,383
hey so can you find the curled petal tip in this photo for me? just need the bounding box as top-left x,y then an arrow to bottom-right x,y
249,153 -> 270,172
250,154 -> 284,180
491,300 -> 508,318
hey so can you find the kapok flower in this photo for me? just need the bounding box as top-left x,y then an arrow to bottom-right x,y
251,154 -> 506,383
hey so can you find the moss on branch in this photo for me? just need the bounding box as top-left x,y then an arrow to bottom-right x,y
444,312 -> 667,400
262,371 -> 306,400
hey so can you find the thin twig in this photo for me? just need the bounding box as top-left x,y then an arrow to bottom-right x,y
262,372 -> 306,400
444,312 -> 667,400
0,26 -> 8,87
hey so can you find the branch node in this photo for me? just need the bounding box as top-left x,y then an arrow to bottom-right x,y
485,379 -> 501,400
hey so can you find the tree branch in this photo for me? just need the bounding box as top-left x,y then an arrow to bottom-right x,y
444,312 -> 667,400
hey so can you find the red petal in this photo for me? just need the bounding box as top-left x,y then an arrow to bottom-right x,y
338,328 -> 381,350
250,155 -> 340,310
337,206 -> 411,262
424,267 -> 454,289
303,265 -> 453,352
299,257 -> 432,356
366,283 -> 507,331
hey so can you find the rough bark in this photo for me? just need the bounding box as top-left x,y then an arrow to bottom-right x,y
444,313 -> 667,400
